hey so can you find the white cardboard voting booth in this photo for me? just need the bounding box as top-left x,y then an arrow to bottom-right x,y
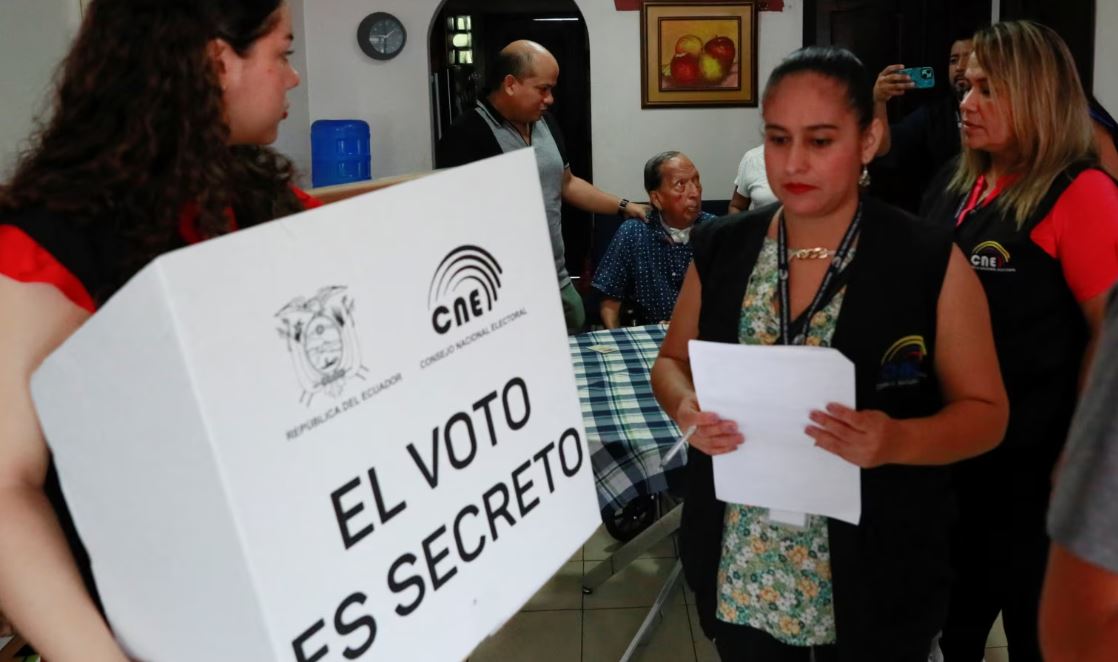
31,150 -> 600,661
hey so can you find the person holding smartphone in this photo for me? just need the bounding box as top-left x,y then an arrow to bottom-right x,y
870,29 -> 979,212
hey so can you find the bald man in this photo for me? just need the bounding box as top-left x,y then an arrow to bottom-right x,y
436,40 -> 648,334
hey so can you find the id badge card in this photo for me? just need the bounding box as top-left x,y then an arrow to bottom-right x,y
767,509 -> 808,529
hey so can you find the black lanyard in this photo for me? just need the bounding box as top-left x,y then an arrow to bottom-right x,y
777,203 -> 862,345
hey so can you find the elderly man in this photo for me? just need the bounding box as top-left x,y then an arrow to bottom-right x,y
436,40 -> 648,334
592,151 -> 714,328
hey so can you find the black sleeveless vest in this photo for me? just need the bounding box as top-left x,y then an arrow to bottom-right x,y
682,198 -> 955,660
921,161 -> 1110,467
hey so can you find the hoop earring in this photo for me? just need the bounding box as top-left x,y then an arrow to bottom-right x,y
858,164 -> 871,188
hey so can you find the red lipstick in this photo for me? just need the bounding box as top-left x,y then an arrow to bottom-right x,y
784,183 -> 816,194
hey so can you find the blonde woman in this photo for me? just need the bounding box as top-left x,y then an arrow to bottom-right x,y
920,21 -> 1118,661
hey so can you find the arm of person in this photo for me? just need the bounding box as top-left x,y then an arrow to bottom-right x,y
1034,169 -> 1118,387
727,188 -> 750,215
561,168 -> 649,221
0,276 -> 128,661
872,65 -> 913,157
1042,288 -> 1118,660
1079,293 -> 1107,390
651,265 -> 744,455
1040,544 -> 1118,662
599,298 -> 622,329
807,247 -> 1009,467
1094,122 -> 1118,181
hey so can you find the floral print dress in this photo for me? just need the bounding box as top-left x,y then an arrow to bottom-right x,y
716,237 -> 853,646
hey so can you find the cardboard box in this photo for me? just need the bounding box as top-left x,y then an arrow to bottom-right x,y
32,151 -> 599,661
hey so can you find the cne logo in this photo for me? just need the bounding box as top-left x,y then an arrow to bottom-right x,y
970,241 -> 1013,271
877,334 -> 927,390
276,286 -> 368,406
428,245 -> 504,335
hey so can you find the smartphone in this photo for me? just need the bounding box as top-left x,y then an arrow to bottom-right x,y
899,66 -> 936,89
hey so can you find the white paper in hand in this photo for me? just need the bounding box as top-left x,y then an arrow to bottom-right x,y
688,340 -> 860,524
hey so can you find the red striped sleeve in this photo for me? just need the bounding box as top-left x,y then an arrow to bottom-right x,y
0,225 -> 96,312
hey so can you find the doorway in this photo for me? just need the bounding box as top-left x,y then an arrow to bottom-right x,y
805,0 -> 992,120
1000,0 -> 1095,95
429,0 -> 596,289
805,0 -> 992,210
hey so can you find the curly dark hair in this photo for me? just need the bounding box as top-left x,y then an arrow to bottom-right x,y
0,0 -> 304,284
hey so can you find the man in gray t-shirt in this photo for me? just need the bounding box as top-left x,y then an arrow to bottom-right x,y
1042,287 -> 1118,660
436,40 -> 648,334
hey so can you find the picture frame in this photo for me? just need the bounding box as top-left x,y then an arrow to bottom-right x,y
640,0 -> 759,108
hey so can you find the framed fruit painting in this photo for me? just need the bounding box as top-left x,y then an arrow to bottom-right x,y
640,0 -> 758,108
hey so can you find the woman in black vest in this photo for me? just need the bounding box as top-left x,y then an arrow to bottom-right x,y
0,1 -> 313,658
652,47 -> 1008,661
920,22 -> 1118,662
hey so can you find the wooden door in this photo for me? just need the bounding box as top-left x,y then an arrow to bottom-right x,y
806,0 -> 906,92
1001,0 -> 1095,94
804,0 -> 992,211
805,0 -> 991,119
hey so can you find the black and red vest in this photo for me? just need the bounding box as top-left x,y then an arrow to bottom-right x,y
921,161 -> 1107,469
683,198 -> 955,660
1,208 -> 135,610
2,193 -> 318,613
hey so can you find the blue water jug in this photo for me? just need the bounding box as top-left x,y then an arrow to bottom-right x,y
311,119 -> 371,187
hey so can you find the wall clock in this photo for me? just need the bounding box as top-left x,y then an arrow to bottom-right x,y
357,12 -> 406,61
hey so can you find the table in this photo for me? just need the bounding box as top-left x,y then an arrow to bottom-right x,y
568,324 -> 684,515
569,324 -> 686,662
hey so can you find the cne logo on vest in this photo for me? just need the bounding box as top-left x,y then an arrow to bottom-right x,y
429,245 -> 504,335
877,334 -> 927,391
970,241 -> 1016,272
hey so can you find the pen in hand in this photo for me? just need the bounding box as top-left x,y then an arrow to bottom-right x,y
661,425 -> 697,467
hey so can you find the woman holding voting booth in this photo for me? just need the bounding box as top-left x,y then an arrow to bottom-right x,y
0,1 -> 316,657
653,47 -> 1008,661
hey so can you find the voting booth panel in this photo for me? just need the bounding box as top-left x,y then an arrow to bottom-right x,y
31,151 -> 600,661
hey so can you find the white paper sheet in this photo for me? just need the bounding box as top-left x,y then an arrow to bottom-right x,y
688,340 -> 861,524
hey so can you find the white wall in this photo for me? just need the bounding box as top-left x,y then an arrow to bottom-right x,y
303,2 -> 439,185
12,1 -> 1110,193
0,0 -> 82,179
0,0 -> 314,181
1097,0 -> 1118,113
301,0 -> 803,195
581,0 -> 802,195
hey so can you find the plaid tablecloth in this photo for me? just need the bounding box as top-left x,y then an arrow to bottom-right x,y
569,324 -> 684,514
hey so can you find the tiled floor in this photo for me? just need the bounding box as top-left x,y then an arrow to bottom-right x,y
467,524 -> 1011,662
